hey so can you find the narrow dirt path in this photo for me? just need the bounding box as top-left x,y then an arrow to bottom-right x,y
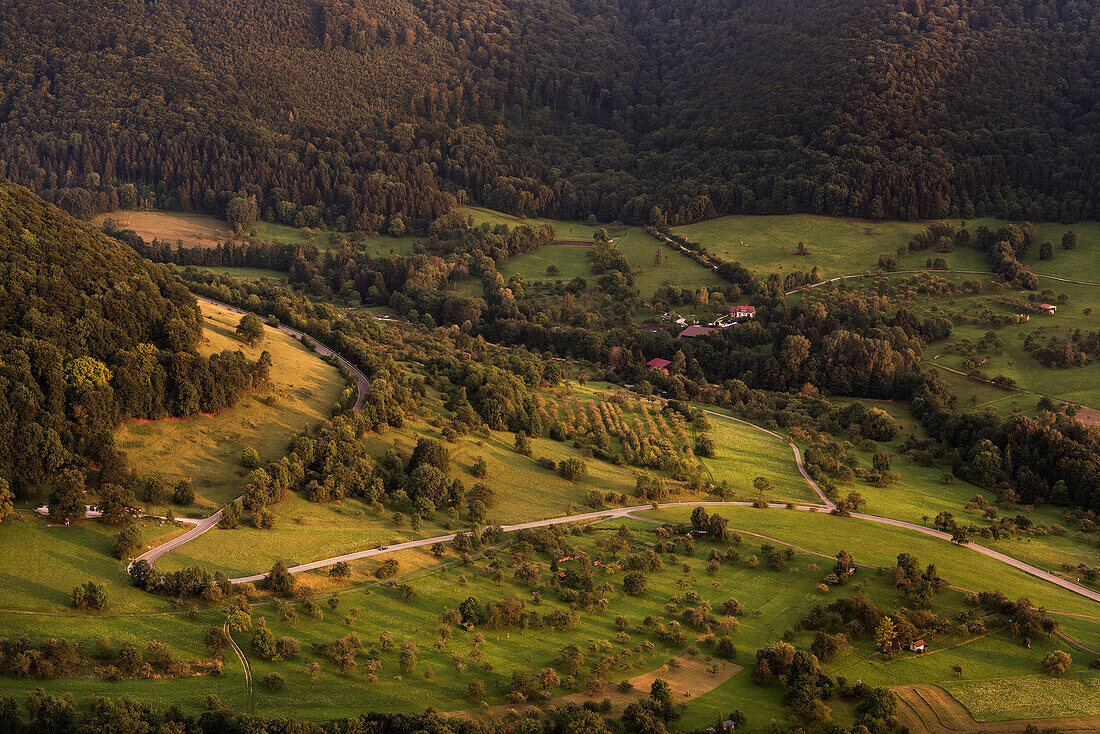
1053,629 -> 1100,656
784,268 -> 1100,297
224,618 -> 253,714
700,409 -> 833,507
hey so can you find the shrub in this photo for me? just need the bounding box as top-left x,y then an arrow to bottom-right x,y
558,458 -> 588,482
263,672 -> 285,691
72,581 -> 108,610
1041,650 -> 1071,676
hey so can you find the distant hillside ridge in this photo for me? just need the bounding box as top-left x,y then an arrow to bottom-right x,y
1,0 -> 1097,228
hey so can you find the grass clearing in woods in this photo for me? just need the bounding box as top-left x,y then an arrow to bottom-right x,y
114,301 -> 346,509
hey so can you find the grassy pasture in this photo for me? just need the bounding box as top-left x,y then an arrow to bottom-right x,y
94,211 -> 235,248
672,215 -> 929,277
465,206 -> 724,297
945,676 -> 1100,721
115,301 -> 346,508
0,515 -> 182,613
698,417 -> 819,504
94,210 -> 420,254
500,244 -> 593,284
188,265 -> 289,281
460,206 -> 612,241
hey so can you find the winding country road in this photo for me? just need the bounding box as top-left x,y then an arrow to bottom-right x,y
129,295 -> 371,570
195,295 -> 370,410
138,296 -> 1099,607
227,493 -> 1100,605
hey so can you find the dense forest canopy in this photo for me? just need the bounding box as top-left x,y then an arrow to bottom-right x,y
0,181 -> 259,496
2,0 -> 1099,229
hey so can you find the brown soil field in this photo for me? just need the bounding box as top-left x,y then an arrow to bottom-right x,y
459,653 -> 741,720
93,211 -> 235,248
894,684 -> 1100,734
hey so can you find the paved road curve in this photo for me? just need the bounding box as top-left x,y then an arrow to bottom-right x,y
228,495 -> 1100,605
129,294 -> 372,569
194,295 -> 370,410
131,510 -> 225,568
139,303 -> 1098,605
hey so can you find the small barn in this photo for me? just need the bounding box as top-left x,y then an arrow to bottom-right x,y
910,639 -> 926,653
1039,303 -> 1057,315
677,325 -> 716,339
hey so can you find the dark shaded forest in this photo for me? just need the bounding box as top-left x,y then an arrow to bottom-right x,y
0,181 -> 261,496
2,0 -> 1099,230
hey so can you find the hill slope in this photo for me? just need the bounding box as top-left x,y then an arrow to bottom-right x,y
0,180 -> 258,494
1,0 -> 1098,227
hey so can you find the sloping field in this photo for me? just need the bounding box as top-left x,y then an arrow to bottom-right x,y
115,301 -> 345,508
94,211 -> 234,248
895,683 -> 1100,734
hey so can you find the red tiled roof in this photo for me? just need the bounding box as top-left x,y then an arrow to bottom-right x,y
646,357 -> 672,369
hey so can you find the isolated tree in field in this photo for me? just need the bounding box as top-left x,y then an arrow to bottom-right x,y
251,626 -> 277,659
1041,650 -> 1071,676
872,452 -> 892,472
263,672 -> 285,691
558,457 -> 587,482
205,627 -> 229,655
514,431 -> 532,456
1039,241 -> 1054,260
113,524 -> 141,559
254,507 -> 275,530
72,581 -> 107,610
241,447 -> 261,469
266,560 -> 296,595
330,561 -> 350,578
952,663 -> 963,677
752,476 -> 773,496
467,679 -> 486,703
332,633 -> 361,674
694,434 -> 716,457
399,639 -> 418,673
143,475 -> 166,504
173,480 -> 195,506
471,456 -> 487,478
1062,230 -> 1077,250
235,313 -> 265,346
623,571 -> 647,596
654,247 -> 664,266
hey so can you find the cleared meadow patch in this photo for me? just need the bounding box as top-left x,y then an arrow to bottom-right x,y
115,301 -> 346,508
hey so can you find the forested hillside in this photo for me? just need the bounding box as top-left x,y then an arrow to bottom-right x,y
0,181 -> 260,498
2,0 -> 1098,229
